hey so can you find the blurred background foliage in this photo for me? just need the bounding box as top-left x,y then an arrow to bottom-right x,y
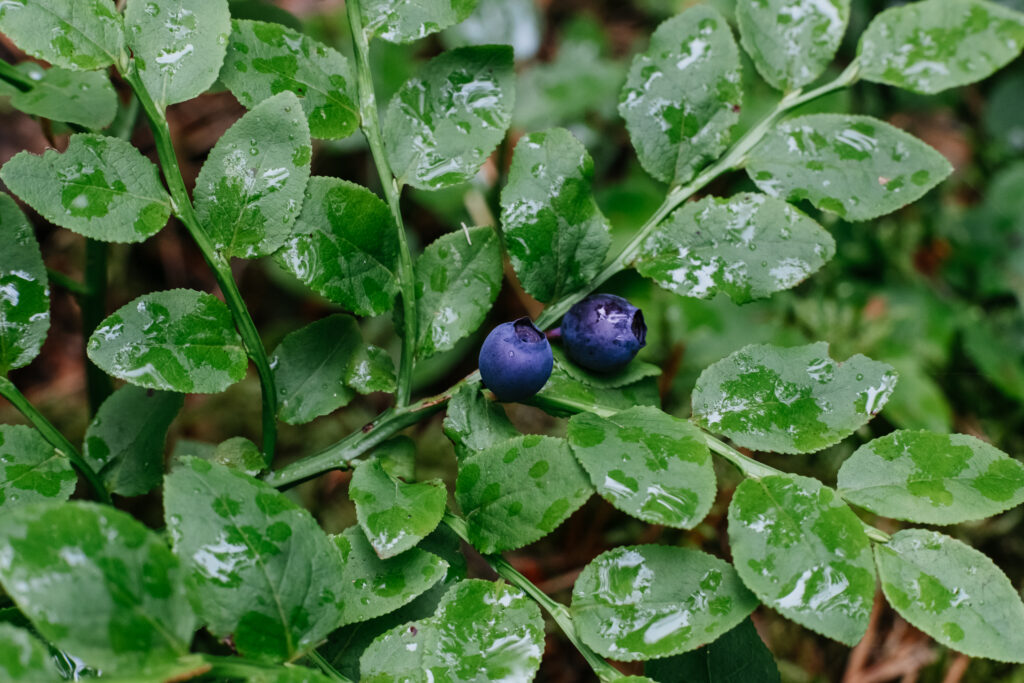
1,0 -> 1023,680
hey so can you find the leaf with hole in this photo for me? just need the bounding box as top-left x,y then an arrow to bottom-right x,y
728,474 -> 875,646
0,193 -> 49,375
746,114 -> 953,221
636,193 -> 835,304
221,19 -> 359,140
692,342 -> 897,454
87,289 -> 248,394
0,134 -> 171,243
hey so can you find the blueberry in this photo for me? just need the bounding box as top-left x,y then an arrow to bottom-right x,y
479,317 -> 553,402
561,293 -> 647,373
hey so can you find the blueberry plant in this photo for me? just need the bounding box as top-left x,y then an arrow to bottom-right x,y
0,0 -> 1023,681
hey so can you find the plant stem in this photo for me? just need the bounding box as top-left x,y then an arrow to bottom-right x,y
442,514 -> 626,682
81,238 -> 113,415
265,371 -> 480,488
345,0 -> 418,408
47,268 -> 90,296
0,376 -> 112,505
535,59 -> 861,330
120,63 -> 279,462
0,59 -> 33,91
307,651 -> 354,683
702,431 -> 782,480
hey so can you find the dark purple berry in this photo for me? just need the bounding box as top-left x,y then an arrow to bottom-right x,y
561,293 -> 646,373
478,317 -> 553,402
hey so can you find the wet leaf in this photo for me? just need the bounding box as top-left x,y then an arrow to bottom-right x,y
0,501 -> 195,672
636,193 -> 835,304
859,0 -> 1024,95
221,19 -> 359,140
87,289 -> 248,394
414,226 -> 502,359
572,545 -> 757,661
0,193 -> 49,375
838,430 -> 1024,525
0,0 -> 124,71
0,623 -> 61,681
271,314 -> 390,425
383,45 -> 515,190
360,579 -> 544,682
332,526 -> 448,625
746,114 -> 952,221
566,406 -> 715,529
443,383 -> 519,461
692,342 -> 897,454
82,384 -> 183,497
361,0 -> 478,44
552,346 -> 661,390
212,436 -> 265,477
728,474 -> 875,646
275,177 -> 400,317
194,91 -> 311,259
528,365 -> 661,419
164,458 -> 348,662
619,5 -> 742,185
350,457 -> 447,558
455,434 -> 593,553
736,0 -> 850,91
876,529 -> 1024,662
0,425 -> 76,509
499,128 -> 611,303
0,134 -> 171,243
6,62 -> 117,129
125,0 -> 230,108
645,618 -> 781,683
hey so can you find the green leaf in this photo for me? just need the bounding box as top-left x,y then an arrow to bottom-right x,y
6,62 -> 117,129
746,114 -> 953,221
645,618 -> 781,683
566,407 -> 715,529
858,0 -> 1024,95
962,309 -> 1024,403
838,430 -> 1024,525
360,579 -> 544,682
455,434 -> 593,553
728,474 -> 875,646
691,342 -> 897,454
619,5 -> 742,185
383,45 -> 515,190
499,128 -> 611,303
0,501 -> 195,672
552,346 -> 661,390
875,529 -> 1024,662
0,424 -> 76,508
227,0 -> 302,31
87,289 -> 248,393
0,0 -> 124,71
0,193 -> 49,375
164,458 -> 347,662
442,383 -> 519,460
0,134 -> 171,243
636,193 -> 835,304
212,436 -> 265,477
529,365 -> 661,419
275,177 -> 400,317
245,666 -> 334,683
271,314 -> 357,425
347,343 -> 396,395
220,19 -> 359,140
332,526 -> 448,625
350,457 -> 447,559
736,0 -> 850,91
414,226 -> 502,359
82,384 -> 183,497
125,0 -> 229,108
361,0 -> 478,43
0,623 -> 61,681
194,91 -> 311,259
572,545 -> 758,661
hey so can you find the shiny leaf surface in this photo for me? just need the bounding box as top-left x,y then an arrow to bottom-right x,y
0,0 -> 124,71
6,62 -> 117,128
0,425 -> 75,509
361,0 -> 478,44
0,193 -> 49,375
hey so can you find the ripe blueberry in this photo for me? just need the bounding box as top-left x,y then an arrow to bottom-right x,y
479,317 -> 553,402
561,293 -> 647,373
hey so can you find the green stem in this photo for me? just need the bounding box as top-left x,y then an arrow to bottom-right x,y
306,651 -> 354,683
535,59 -> 861,330
200,655 -> 285,678
0,376 -> 112,505
120,63 -> 278,462
47,268 -> 90,296
702,432 -> 782,480
442,513 -> 626,682
345,0 -> 418,408
0,59 -> 33,92
82,238 -> 113,415
265,371 -> 480,488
